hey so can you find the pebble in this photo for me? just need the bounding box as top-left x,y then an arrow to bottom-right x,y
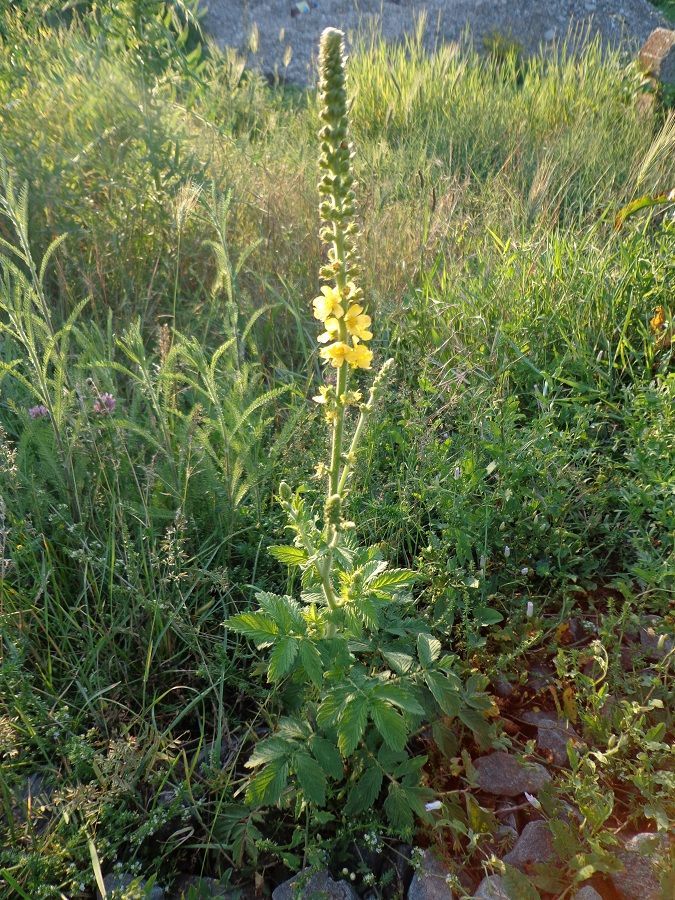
407,851 -> 454,900
520,710 -> 584,767
473,752 -> 551,797
474,874 -> 512,898
571,887 -> 603,900
609,832 -> 670,900
639,616 -> 674,661
503,820 -> 555,871
272,869 -> 358,900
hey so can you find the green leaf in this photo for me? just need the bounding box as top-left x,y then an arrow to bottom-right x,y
369,568 -> 417,595
382,651 -> 415,674
294,752 -> 327,805
373,683 -> 425,716
268,636 -> 299,682
268,544 -> 308,567
299,640 -> 323,688
317,686 -> 350,728
257,592 -> 305,633
384,782 -> 414,833
425,671 -> 461,717
246,736 -> 294,768
226,612 -> 278,647
344,765 -> 383,816
502,864 -> 541,900
310,736 -> 343,781
474,606 -> 504,626
245,758 -> 289,805
371,700 -> 408,751
337,695 -> 369,756
417,633 -> 441,667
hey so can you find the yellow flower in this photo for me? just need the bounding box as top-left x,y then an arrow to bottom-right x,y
313,285 -> 344,322
650,306 -> 666,334
320,341 -> 352,367
317,317 -> 340,343
344,304 -> 372,342
346,342 -> 373,370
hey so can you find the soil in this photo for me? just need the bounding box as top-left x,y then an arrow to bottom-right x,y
202,0 -> 667,85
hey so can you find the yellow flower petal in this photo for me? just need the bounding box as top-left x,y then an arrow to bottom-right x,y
320,341 -> 351,367
317,317 -> 341,343
344,304 -> 373,341
313,285 -> 344,322
346,342 -> 373,369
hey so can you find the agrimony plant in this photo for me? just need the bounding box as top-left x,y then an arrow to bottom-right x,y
227,29 -> 493,836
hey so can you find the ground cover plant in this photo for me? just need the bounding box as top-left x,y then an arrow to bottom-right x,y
0,3 -> 673,898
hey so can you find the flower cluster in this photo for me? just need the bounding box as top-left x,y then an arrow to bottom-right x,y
313,283 -> 372,369
28,404 -> 49,420
313,28 -> 372,371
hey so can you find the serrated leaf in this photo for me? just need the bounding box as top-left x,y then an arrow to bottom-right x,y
268,545 -> 308,567
246,736 -> 294,769
337,695 -> 369,756
417,633 -> 441,667
382,651 -> 415,675
257,592 -> 305,633
344,766 -> 383,816
317,686 -> 350,728
310,736 -> 343,781
294,752 -> 327,805
371,700 -> 408,751
299,640 -> 323,688
384,782 -> 414,833
373,683 -> 425,716
369,568 -> 417,595
226,612 -> 278,647
425,671 -> 461,717
245,758 -> 289,805
267,636 -> 299,682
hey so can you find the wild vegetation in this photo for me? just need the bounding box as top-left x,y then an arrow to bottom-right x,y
0,3 -> 673,898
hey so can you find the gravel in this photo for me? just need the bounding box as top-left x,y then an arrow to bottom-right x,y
203,1 -> 666,85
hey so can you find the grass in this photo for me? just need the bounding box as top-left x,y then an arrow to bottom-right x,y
0,4 -> 673,898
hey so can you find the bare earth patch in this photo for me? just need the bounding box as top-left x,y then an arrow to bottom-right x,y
203,0 -> 666,84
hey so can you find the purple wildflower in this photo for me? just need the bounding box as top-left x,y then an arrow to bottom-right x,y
28,404 -> 49,420
93,392 -> 116,415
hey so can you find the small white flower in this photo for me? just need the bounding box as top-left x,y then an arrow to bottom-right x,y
526,601 -> 534,618
425,800 -> 442,811
341,867 -> 349,876
524,791 -> 541,809
521,567 -> 529,576
504,545 -> 511,558
453,466 -> 461,480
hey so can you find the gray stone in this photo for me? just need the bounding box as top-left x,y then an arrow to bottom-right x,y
639,28 -> 675,85
493,677 -> 514,698
407,850 -> 454,899
609,832 -> 670,900
474,875 -> 512,898
97,874 -> 164,900
503,820 -> 555,871
520,711 -> 584,767
571,887 -> 603,900
272,869 -> 358,900
639,616 -> 674,661
473,752 -> 551,797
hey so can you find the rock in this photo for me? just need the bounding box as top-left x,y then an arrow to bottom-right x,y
639,616 -> 674,661
571,887 -> 603,900
639,29 -> 675,85
473,752 -> 551,797
503,820 -> 555,871
474,875 -> 512,898
271,869 -> 358,900
609,832 -> 670,900
97,874 -> 164,899
493,677 -> 514,698
544,29 -> 557,42
520,711 -> 584,767
526,664 -> 554,693
390,844 -> 414,894
173,875 -> 239,898
407,850 -> 454,899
